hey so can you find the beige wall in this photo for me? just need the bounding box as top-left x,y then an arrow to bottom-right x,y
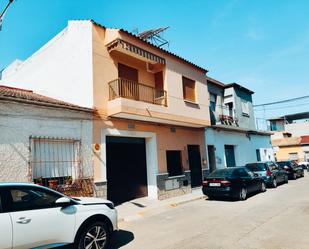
92,25 -> 211,127
93,117 -> 206,181
276,146 -> 304,161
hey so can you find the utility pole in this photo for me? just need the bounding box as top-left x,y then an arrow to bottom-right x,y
0,0 -> 14,31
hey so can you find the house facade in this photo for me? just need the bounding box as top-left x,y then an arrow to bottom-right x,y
1,20 -> 211,202
205,77 -> 274,171
0,85 -> 94,196
272,136 -> 309,162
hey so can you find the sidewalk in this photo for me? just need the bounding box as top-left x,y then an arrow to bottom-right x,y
116,188 -> 204,223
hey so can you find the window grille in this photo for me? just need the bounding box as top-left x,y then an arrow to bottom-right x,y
29,137 -> 81,187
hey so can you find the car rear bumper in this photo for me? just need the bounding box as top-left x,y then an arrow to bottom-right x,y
202,186 -> 237,198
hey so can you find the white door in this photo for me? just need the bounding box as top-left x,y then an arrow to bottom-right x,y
0,213 -> 12,249
7,186 -> 76,249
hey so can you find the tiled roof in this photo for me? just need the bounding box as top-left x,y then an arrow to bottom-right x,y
301,136 -> 309,144
0,85 -> 92,112
90,20 -> 208,74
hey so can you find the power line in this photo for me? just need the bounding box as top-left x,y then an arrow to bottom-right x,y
0,0 -> 14,31
254,95 -> 309,107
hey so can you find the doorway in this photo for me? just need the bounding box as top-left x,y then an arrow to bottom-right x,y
187,145 -> 203,188
106,136 -> 148,204
224,145 -> 236,167
207,145 -> 216,172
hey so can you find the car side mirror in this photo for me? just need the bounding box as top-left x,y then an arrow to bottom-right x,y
55,197 -> 71,206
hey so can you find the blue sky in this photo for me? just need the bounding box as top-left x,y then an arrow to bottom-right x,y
0,0 -> 309,121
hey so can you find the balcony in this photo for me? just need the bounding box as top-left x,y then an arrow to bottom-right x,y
210,105 -> 239,127
107,39 -> 166,66
109,78 -> 167,106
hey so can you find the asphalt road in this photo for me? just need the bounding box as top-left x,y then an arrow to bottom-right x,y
114,172 -> 309,249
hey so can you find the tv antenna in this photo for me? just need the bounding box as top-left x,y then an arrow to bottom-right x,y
138,27 -> 169,48
0,0 -> 14,31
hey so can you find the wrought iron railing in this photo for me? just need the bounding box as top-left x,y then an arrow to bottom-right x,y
109,78 -> 167,106
210,105 -> 238,126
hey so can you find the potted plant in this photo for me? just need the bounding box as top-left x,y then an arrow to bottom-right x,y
48,179 -> 58,189
65,176 -> 73,185
35,177 -> 43,186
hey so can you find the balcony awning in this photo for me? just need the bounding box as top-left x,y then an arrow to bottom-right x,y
107,38 -> 166,65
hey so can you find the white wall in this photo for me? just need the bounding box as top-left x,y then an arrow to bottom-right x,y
1,21 -> 94,108
0,101 -> 93,182
285,122 -> 309,137
206,128 -> 274,169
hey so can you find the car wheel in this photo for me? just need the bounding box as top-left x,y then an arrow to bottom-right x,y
284,175 -> 288,184
239,187 -> 247,201
77,221 -> 110,249
261,182 -> 266,192
293,173 -> 297,180
272,179 -> 277,188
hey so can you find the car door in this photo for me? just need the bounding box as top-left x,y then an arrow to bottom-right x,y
6,186 -> 77,249
237,168 -> 255,193
245,169 -> 261,192
0,189 -> 13,249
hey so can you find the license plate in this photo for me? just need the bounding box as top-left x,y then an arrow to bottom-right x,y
209,182 -> 221,187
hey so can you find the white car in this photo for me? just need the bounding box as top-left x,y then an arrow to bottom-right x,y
0,182 -> 118,249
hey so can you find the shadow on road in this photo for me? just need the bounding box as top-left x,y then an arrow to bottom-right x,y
110,229 -> 135,248
205,191 -> 263,202
58,229 -> 134,249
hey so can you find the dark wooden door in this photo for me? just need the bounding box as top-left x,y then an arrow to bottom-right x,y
118,63 -> 138,99
106,136 -> 147,204
188,145 -> 203,188
225,145 -> 236,167
207,145 -> 216,172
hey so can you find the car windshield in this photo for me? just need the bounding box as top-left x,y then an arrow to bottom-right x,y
246,163 -> 266,172
208,168 -> 235,178
277,161 -> 291,167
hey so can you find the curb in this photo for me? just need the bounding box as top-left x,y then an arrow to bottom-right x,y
118,194 -> 205,223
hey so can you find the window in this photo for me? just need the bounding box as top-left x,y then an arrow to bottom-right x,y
8,187 -> 62,212
236,168 -> 250,177
182,76 -> 196,102
289,153 -> 298,161
210,94 -> 217,112
166,151 -> 183,177
30,137 -> 81,187
241,100 -> 250,116
256,149 -> 261,161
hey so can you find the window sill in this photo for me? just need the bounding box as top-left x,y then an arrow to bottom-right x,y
167,174 -> 186,179
184,100 -> 200,108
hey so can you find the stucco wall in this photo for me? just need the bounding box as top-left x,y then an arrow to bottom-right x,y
92,118 -> 207,182
205,128 -> 274,169
285,122 -> 309,137
1,21 -> 94,108
0,101 -> 93,182
275,146 -> 303,161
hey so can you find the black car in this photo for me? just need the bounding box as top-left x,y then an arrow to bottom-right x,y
202,167 -> 266,201
245,162 -> 288,188
277,161 -> 304,179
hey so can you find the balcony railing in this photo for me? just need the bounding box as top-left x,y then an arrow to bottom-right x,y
109,78 -> 167,106
107,39 -> 166,65
210,105 -> 239,126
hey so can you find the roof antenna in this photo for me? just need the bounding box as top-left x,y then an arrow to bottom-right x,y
0,0 -> 14,31
138,27 -> 169,48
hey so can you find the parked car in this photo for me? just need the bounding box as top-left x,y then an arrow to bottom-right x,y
298,161 -> 309,170
0,183 -> 118,249
245,162 -> 288,188
202,167 -> 266,201
277,161 -> 304,179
